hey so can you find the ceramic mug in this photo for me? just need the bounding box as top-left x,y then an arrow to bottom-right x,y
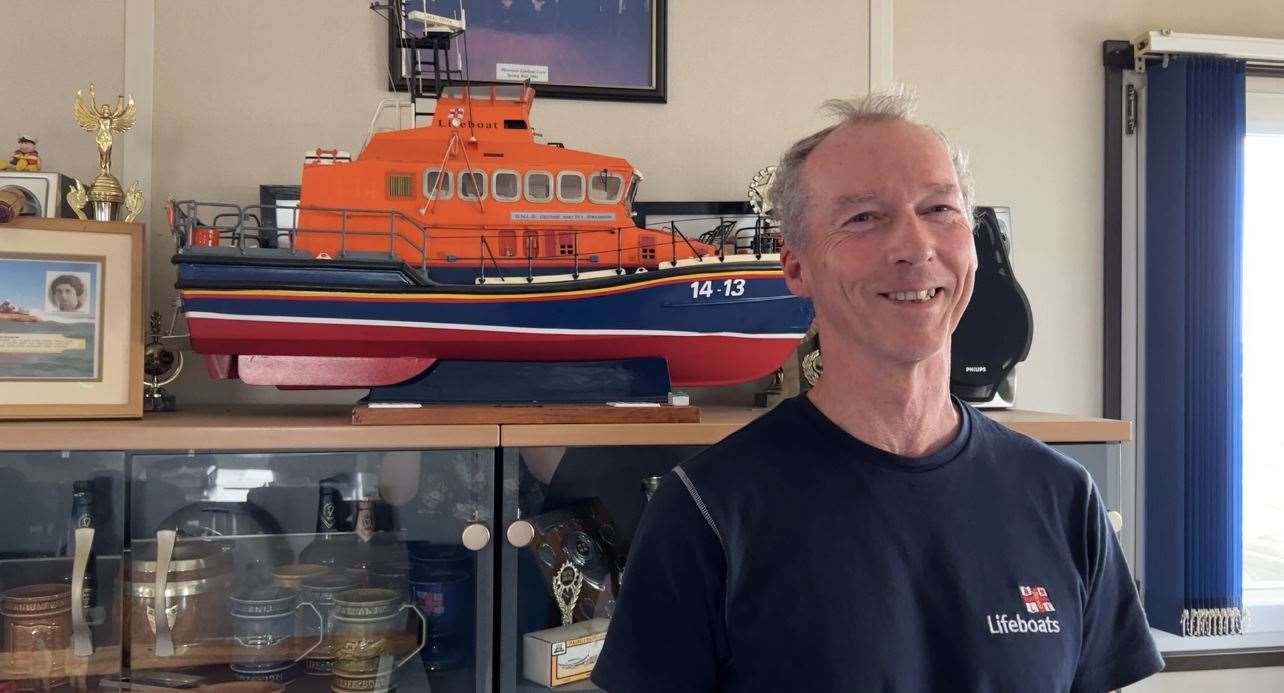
297,572 -> 361,676
0,584 -> 72,690
228,585 -> 323,674
328,589 -> 426,693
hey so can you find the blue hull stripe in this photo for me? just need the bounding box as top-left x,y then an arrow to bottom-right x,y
183,277 -> 814,335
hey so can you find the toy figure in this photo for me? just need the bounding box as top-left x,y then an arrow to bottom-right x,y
0,137 -> 41,171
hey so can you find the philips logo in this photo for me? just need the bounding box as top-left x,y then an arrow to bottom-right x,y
964,366 -> 987,373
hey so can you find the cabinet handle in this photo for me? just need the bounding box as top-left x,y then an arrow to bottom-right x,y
71,527 -> 94,656
506,520 -> 535,548
1108,511 -> 1124,534
153,529 -> 177,657
462,523 -> 491,551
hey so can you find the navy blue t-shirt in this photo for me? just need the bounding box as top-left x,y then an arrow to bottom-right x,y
592,395 -> 1163,692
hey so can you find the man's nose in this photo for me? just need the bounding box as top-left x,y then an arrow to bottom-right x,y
886,212 -> 935,266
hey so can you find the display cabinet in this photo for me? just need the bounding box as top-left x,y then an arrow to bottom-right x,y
0,409 -> 499,693
0,452 -> 126,691
0,405 -> 1130,693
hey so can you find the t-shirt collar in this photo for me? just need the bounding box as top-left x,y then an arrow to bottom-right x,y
792,392 -> 973,472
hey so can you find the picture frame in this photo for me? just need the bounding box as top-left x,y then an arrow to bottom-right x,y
388,0 -> 667,103
0,217 -> 144,420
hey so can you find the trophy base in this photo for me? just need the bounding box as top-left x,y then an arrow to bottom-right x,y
144,390 -> 177,412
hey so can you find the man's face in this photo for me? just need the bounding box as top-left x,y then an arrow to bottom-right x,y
52,283 -> 80,311
17,141 -> 34,154
780,120 -> 977,367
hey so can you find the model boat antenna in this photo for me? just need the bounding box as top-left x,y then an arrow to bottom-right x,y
373,0 -> 467,123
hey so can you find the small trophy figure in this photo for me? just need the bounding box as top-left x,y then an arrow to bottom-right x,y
68,83 -> 143,223
552,561 -> 584,626
143,312 -> 182,412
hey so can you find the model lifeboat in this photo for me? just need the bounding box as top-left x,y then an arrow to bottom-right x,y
168,11 -> 812,394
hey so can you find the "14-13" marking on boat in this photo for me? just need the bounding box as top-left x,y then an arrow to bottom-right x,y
690,279 -> 745,299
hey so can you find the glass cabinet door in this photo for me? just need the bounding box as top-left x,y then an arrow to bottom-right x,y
128,449 -> 494,693
0,451 -> 126,691
499,445 -> 705,693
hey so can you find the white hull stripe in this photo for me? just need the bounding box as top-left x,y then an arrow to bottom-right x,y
185,311 -> 807,340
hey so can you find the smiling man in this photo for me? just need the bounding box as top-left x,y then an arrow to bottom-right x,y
592,91 -> 1163,692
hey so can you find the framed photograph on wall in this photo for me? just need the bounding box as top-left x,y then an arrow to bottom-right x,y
388,0 -> 667,102
0,218 -> 144,419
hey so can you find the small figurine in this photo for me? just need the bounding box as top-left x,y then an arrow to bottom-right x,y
0,137 -> 40,171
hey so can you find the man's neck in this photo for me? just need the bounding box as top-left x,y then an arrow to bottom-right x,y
806,346 -> 960,458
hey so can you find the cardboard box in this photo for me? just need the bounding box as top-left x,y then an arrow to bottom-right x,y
522,618 -> 610,687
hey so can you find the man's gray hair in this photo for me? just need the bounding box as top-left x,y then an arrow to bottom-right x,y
771,88 -> 974,248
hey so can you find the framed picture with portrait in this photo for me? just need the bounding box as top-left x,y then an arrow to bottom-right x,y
0,217 -> 143,419
388,0 -> 666,102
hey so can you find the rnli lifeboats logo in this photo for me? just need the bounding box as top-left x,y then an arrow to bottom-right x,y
448,107 -> 465,126
1019,585 -> 1055,613
986,586 -> 1061,635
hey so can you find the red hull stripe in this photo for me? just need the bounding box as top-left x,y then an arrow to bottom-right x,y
187,316 -> 802,387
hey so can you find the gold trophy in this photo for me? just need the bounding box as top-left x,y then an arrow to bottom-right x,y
68,83 -> 143,222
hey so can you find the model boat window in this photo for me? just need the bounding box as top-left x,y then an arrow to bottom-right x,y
493,171 -> 520,202
525,171 -> 553,202
459,171 -> 486,200
589,173 -> 624,204
557,172 -> 585,203
423,169 -> 451,199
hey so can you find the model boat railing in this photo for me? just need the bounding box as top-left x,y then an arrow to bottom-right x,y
170,200 -> 781,283
170,200 -> 435,272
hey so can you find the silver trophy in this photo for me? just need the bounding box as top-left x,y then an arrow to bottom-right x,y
552,562 -> 584,627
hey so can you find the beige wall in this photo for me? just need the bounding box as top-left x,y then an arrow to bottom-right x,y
1127,665 -> 1284,692
896,0 -> 1284,417
0,1 -> 125,187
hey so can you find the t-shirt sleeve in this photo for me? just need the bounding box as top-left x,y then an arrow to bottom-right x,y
591,469 -> 729,693
1072,482 -> 1165,692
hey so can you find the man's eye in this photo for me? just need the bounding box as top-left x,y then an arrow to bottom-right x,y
846,212 -> 875,225
928,205 -> 956,214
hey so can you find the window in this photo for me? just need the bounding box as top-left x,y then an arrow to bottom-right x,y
494,171 -> 520,202
523,230 -> 539,258
423,169 -> 451,199
525,171 -> 553,202
387,172 -> 414,199
557,232 -> 576,256
499,230 -> 516,257
1242,78 -> 1284,632
588,171 -> 625,204
640,234 -> 656,261
557,172 -> 585,203
459,170 -> 487,200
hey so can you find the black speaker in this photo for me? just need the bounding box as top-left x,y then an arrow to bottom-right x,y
951,206 -> 1033,407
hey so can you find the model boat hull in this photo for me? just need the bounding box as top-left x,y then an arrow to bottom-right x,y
177,257 -> 813,388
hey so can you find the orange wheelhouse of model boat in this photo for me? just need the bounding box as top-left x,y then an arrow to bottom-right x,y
293,84 -> 715,278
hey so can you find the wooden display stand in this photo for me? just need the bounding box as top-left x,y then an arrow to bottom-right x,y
351,403 -> 700,426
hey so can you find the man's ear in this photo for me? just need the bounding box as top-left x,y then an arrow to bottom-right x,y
780,243 -> 811,299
